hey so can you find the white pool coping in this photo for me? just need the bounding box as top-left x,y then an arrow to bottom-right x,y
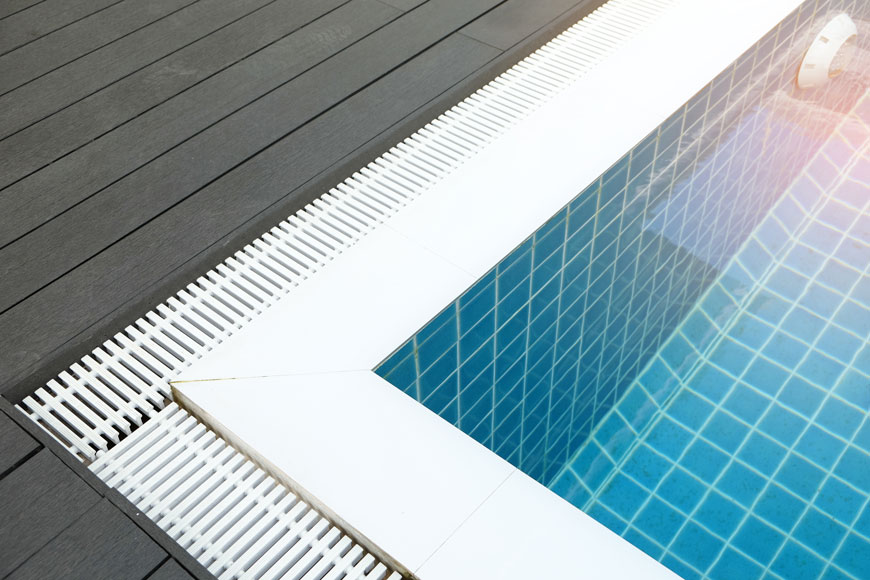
174,0 -> 805,577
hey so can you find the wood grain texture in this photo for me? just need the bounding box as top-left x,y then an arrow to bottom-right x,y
0,0 -> 394,246
0,0 -> 46,20
0,0 -> 121,56
462,0 -> 594,50
0,0 -> 196,94
0,0 -> 275,139
0,0 -> 499,313
7,499 -> 167,580
0,450 -> 101,577
0,398 -> 214,580
147,560 -> 197,580
0,31 -> 499,394
0,410 -> 40,477
0,0 -> 596,420
376,0 -> 429,10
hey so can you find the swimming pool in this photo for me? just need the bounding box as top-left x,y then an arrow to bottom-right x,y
22,0 -> 870,577
376,1 -> 870,578
552,92 -> 870,580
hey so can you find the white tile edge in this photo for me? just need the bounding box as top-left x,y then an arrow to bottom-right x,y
172,374 -> 421,578
14,0 -> 810,577
174,0 -> 805,383
172,371 -> 680,580
171,0 -> 806,577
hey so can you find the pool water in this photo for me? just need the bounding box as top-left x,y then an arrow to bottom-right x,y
551,93 -> 870,579
375,1 -> 870,578
375,9 -> 855,484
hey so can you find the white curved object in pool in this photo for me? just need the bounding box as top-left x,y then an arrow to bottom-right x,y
797,13 -> 858,89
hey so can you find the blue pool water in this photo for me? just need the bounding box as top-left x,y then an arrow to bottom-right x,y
551,93 -> 870,579
376,0 -> 870,578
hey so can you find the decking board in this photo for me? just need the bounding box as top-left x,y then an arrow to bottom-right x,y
0,1 -> 602,576
0,411 -> 39,476
0,0 -> 397,267
0,401 -> 213,580
6,499 -> 167,580
148,561 -> 197,580
0,0 -> 362,196
0,0 -> 197,94
0,0 -> 122,56
0,0 -> 277,139
0,0 -> 47,21
0,450 -> 102,577
0,0 -> 503,331
462,0 -> 593,49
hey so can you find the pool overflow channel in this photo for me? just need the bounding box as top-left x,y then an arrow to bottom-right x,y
13,0 -> 681,578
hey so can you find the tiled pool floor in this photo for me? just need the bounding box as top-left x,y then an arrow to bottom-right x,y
551,92 -> 870,580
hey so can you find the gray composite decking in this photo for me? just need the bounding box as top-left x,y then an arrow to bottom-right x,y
0,0 -> 605,577
0,397 -> 208,579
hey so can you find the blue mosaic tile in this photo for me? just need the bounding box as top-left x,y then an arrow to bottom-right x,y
624,528 -> 665,560
662,555 -> 703,580
671,522 -> 724,572
815,477 -> 865,524
758,403 -> 807,447
709,549 -> 763,580
719,462 -> 766,507
599,473 -> 648,520
816,397 -> 864,440
377,2 -> 870,577
682,439 -> 729,484
659,468 -> 707,514
376,0 -> 864,483
783,306 -> 828,344
772,541 -> 826,580
554,78 -> 870,578
635,497 -> 685,546
694,491 -> 746,539
778,376 -> 827,418
755,483 -> 806,533
691,362 -> 738,401
739,432 -> 787,476
796,426 -> 847,470
777,455 -> 827,501
647,417 -> 694,460
668,390 -> 715,431
834,448 -> 870,494
550,468 -> 590,509
723,384 -> 771,425
587,502 -> 627,535
733,516 -> 786,564
623,444 -> 672,491
835,534 -> 870,579
794,508 -> 848,558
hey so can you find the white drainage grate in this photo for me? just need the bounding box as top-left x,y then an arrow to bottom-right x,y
90,404 -> 401,580
16,0 -> 675,577
19,0 -> 673,461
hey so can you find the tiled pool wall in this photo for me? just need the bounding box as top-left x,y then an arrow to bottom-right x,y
551,90 -> 870,580
375,0 -> 867,484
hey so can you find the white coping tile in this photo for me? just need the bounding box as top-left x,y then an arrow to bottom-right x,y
174,371 -> 515,576
177,0 -> 804,383
175,0 -> 805,576
176,371 -> 681,579
384,0 -> 806,281
416,469 -> 679,579
174,226 -> 476,380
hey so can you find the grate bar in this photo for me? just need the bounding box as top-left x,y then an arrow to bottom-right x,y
18,0 -> 676,577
